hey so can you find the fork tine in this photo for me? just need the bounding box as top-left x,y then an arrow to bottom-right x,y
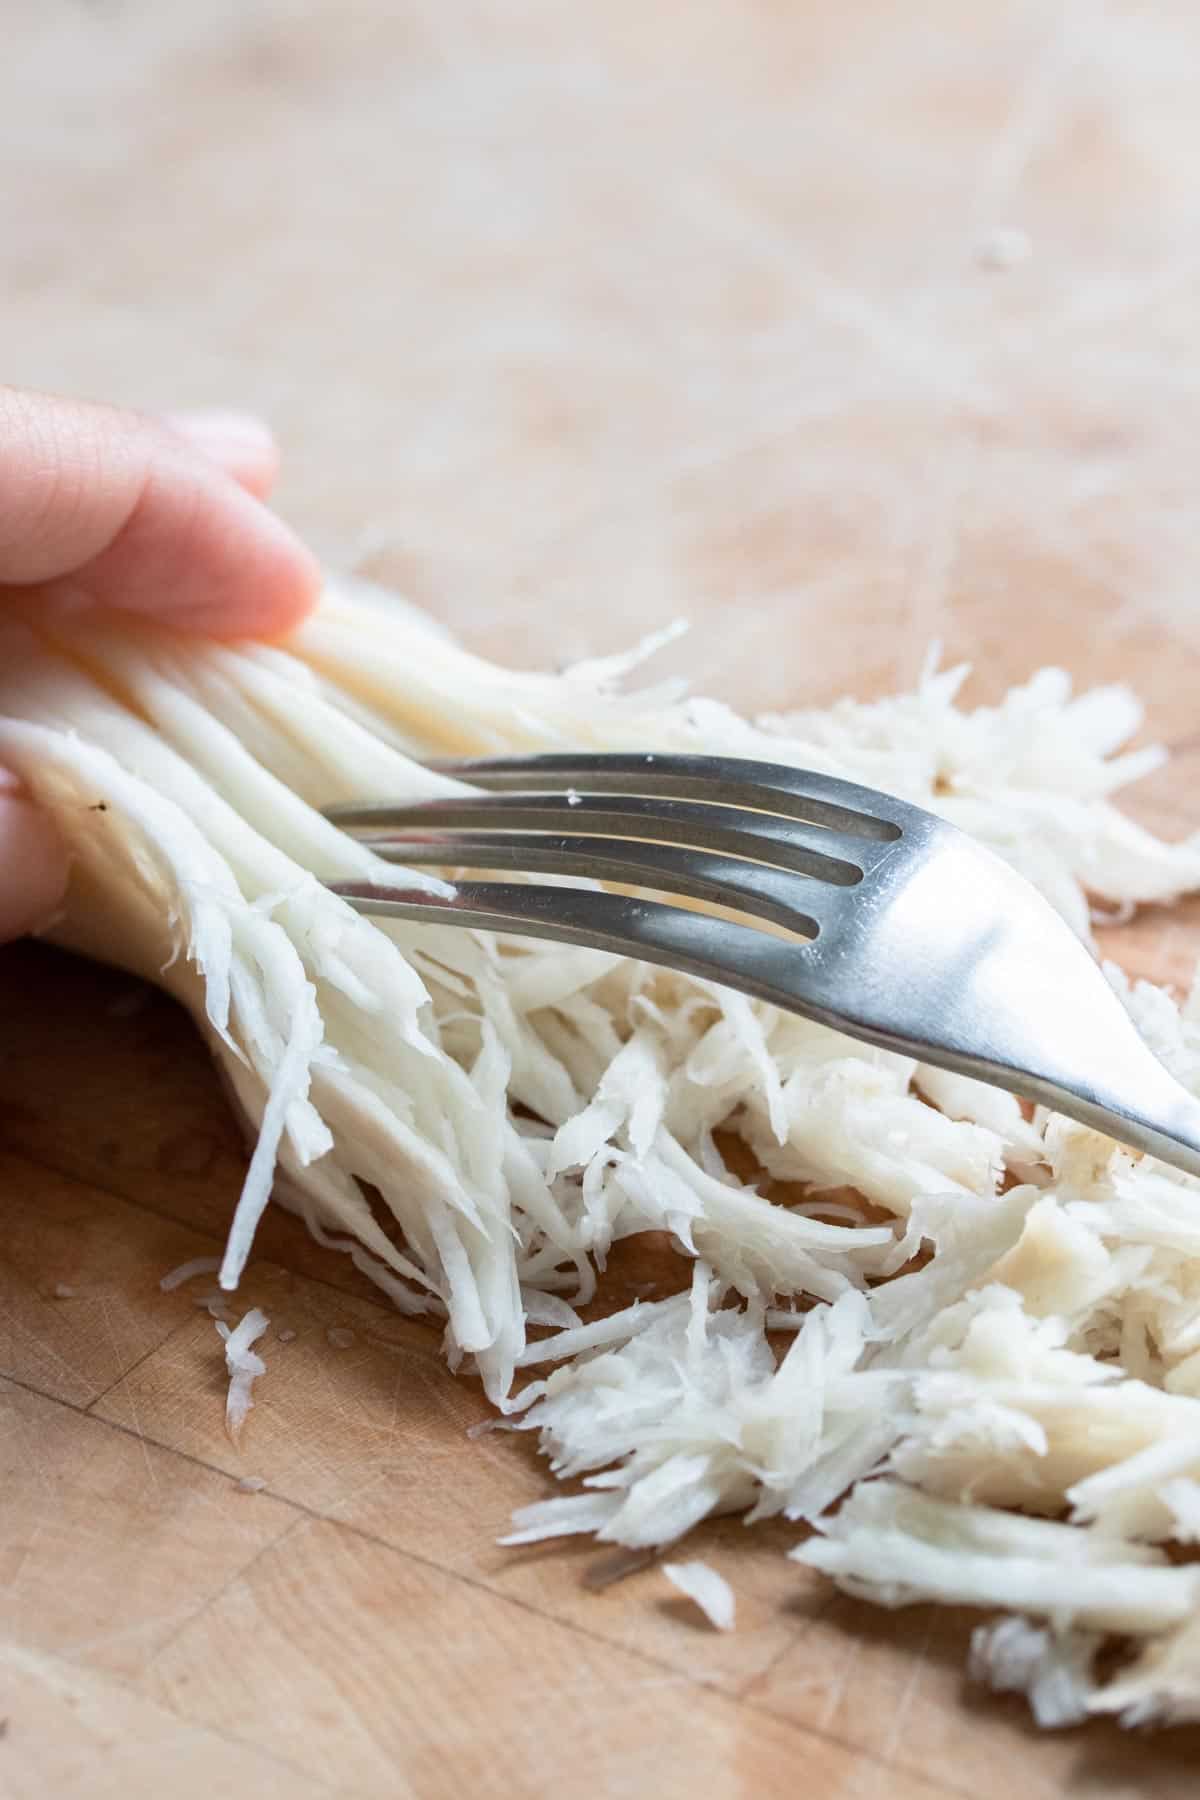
421,752 -> 906,840
328,792 -> 869,886
331,877 -> 807,1007
362,833 -> 823,936
321,756 -> 1200,1181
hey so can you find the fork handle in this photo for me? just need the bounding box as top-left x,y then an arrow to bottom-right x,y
1029,1060 -> 1200,1182
816,988 -> 1200,1184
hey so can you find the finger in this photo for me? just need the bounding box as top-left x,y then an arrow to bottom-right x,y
0,386 -> 319,638
162,409 -> 281,501
0,790 -> 70,946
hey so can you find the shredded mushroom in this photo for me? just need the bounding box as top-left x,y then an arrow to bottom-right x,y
663,1561 -> 736,1631
218,1308 -> 270,1441
5,578 -> 1200,1726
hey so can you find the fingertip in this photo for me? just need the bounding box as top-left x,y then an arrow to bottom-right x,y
0,387 -> 321,641
206,512 -> 324,640
153,413 -> 323,634
76,444 -> 323,640
0,794 -> 70,946
159,479 -> 323,639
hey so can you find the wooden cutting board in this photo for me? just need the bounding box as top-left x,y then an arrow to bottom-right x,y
7,1 -> 1200,1793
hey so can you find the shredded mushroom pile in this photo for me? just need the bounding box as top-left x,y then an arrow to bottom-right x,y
4,579 -> 1200,1728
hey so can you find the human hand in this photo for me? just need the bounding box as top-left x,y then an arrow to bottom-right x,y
0,386 -> 320,944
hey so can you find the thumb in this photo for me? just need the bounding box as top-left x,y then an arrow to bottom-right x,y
0,786 -> 70,946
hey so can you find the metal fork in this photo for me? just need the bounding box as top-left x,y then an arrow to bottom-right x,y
324,752 -> 1200,1178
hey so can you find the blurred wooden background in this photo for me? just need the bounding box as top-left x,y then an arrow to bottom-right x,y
4,1 -> 1200,1793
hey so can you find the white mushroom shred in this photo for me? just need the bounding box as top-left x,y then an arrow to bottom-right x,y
159,1255 -> 221,1292
7,580 -> 1200,1725
968,1617 -> 1101,1729
217,1307 -> 270,1441
662,1561 -> 736,1631
794,1479 -> 1200,1636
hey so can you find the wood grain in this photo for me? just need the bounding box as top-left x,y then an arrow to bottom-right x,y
0,1642 -> 338,1800
6,935 -> 1200,1796
6,0 -> 1200,1793
0,950 -> 960,1800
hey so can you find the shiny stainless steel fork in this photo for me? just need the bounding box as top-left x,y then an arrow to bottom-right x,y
325,752 -> 1200,1178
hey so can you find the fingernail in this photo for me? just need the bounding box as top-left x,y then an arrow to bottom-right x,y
164,409 -> 277,463
162,409 -> 281,503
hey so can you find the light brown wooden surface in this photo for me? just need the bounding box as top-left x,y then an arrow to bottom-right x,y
4,938 -> 1200,1800
6,1 -> 1200,1794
